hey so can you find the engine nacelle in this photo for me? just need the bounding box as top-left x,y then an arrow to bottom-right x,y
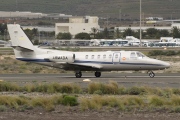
48,53 -> 75,63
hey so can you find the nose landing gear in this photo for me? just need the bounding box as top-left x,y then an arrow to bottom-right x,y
148,71 -> 155,78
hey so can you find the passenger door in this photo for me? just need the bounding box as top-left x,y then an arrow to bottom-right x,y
112,52 -> 121,64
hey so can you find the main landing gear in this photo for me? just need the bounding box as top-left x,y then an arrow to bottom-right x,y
75,71 -> 82,78
75,71 -> 102,78
95,71 -> 101,77
148,71 -> 155,78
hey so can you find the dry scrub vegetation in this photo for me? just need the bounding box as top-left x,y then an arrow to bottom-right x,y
0,81 -> 180,112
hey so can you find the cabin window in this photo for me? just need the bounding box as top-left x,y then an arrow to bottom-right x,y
103,55 -> 106,59
130,52 -> 136,58
85,55 -> 88,59
91,55 -> 94,59
115,54 -> 118,58
97,55 -> 101,59
109,54 -> 112,58
97,55 -> 100,59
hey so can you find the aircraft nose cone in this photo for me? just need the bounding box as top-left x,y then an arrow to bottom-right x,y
164,62 -> 170,69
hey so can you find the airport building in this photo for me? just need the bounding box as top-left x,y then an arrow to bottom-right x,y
115,23 -> 180,32
0,11 -> 47,18
114,26 -> 171,32
171,23 -> 180,28
55,16 -> 100,37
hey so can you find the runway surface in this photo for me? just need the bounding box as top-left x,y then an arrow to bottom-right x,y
0,73 -> 180,88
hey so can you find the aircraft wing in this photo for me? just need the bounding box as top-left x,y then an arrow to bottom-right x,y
71,63 -> 103,69
52,62 -> 103,70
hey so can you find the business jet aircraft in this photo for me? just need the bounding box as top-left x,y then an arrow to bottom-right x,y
7,24 -> 170,78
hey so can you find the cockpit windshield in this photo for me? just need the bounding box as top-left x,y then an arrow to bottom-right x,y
136,52 -> 146,57
130,52 -> 146,58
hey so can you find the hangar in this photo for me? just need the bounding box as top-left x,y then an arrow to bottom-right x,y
55,16 -> 100,38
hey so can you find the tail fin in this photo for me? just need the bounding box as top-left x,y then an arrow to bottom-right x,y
7,24 -> 34,51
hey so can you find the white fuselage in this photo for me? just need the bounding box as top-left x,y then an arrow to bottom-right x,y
14,47 -> 170,71
7,24 -> 170,78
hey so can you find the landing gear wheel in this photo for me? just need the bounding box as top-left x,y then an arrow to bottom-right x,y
75,72 -> 82,78
95,71 -> 101,77
149,71 -> 155,78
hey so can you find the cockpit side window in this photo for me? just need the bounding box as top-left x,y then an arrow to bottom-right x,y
130,52 -> 136,58
136,52 -> 142,57
136,52 -> 145,57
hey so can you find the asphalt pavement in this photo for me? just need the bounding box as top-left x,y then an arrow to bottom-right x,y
0,73 -> 180,88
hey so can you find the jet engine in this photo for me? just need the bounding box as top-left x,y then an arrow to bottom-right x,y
47,53 -> 75,63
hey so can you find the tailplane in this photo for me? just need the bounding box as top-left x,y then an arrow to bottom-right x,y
7,24 -> 34,51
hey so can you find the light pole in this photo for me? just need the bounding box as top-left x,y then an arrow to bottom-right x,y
106,15 -> 109,27
119,9 -> 121,21
4,29 -> 6,41
16,0 -> 18,11
140,0 -> 142,47
39,31 -> 41,43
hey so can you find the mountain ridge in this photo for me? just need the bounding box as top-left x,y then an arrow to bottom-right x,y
0,0 -> 180,19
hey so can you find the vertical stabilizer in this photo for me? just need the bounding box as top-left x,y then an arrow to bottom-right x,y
7,24 -> 34,51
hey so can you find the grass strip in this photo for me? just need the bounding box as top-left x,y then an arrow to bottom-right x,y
0,81 -> 180,97
0,95 -> 180,112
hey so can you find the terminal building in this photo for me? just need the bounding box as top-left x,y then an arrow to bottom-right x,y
0,11 -> 47,19
171,23 -> 180,28
115,23 -> 180,33
55,16 -> 100,37
114,26 -> 171,32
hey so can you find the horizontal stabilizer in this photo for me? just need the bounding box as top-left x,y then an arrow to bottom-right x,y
12,46 -> 34,52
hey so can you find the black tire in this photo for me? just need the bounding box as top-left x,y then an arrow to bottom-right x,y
95,72 -> 101,77
75,72 -> 82,78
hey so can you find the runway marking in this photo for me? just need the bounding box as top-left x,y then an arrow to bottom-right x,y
83,79 -> 91,82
